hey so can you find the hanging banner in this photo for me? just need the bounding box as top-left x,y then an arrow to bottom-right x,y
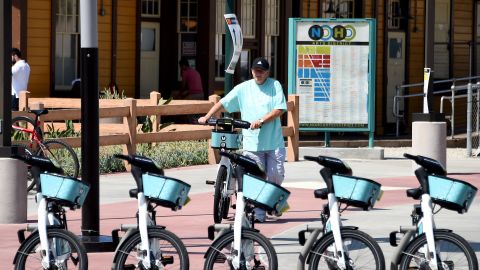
423,68 -> 431,113
224,14 -> 243,74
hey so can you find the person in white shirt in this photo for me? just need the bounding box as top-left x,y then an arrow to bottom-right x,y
11,48 -> 31,111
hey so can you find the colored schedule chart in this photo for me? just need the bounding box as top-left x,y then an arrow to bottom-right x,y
290,19 -> 375,130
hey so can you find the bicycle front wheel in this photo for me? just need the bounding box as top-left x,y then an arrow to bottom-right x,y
213,165 -> 231,223
37,139 -> 80,179
204,230 -> 278,270
14,228 -> 88,270
399,230 -> 478,270
308,229 -> 385,270
113,228 -> 189,270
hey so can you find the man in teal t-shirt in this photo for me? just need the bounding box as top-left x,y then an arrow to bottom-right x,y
198,57 -> 287,222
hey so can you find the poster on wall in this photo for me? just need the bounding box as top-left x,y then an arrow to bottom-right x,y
288,19 -> 376,132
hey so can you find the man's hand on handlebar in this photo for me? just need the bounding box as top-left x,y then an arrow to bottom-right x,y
197,116 -> 208,125
250,119 -> 263,130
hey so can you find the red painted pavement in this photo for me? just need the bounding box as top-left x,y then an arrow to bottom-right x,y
1,174 -> 478,269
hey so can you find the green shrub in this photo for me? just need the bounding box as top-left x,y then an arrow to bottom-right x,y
93,140 -> 209,174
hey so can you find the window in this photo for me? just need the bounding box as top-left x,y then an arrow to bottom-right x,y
142,0 -> 161,18
322,0 -> 359,19
265,0 -> 279,78
178,0 -> 197,33
215,0 -> 226,81
241,0 -> 256,38
55,0 -> 80,91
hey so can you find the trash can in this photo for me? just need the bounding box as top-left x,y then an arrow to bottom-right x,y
412,113 -> 447,171
0,158 -> 27,223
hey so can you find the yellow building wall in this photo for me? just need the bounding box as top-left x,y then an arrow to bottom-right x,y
26,0 -> 51,97
26,0 -> 128,97
116,0 -> 137,97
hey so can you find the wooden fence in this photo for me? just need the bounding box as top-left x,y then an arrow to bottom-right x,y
12,91 -> 299,164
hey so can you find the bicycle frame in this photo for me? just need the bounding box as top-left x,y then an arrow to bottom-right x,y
137,191 -> 156,269
11,122 -> 42,146
219,155 -> 236,199
296,194 -> 347,270
390,194 -> 439,270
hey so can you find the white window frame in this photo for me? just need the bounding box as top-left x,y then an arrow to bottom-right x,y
265,0 -> 279,77
177,0 -> 198,33
55,0 -> 80,91
241,0 -> 256,39
141,0 -> 161,18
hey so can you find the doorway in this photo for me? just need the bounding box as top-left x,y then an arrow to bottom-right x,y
386,32 -> 406,124
140,22 -> 160,98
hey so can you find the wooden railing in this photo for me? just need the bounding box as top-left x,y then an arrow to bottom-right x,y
13,91 -> 299,164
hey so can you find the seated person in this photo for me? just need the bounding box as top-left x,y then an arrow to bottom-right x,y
179,57 -> 204,100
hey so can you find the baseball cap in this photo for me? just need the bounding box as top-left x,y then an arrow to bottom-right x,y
251,57 -> 270,70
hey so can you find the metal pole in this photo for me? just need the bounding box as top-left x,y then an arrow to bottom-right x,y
467,83 -> 472,156
80,0 -> 100,236
224,0 -> 234,96
424,0 -> 435,112
395,86 -> 400,137
450,82 -> 455,139
0,0 -> 12,151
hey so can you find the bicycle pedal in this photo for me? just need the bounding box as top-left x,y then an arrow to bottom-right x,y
206,180 -> 215,185
161,255 -> 174,265
122,264 -> 136,270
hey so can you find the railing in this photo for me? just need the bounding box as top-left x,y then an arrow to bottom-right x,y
393,76 -> 480,156
13,91 -> 300,164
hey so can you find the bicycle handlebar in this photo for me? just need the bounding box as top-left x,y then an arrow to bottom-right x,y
12,153 -> 64,175
202,117 -> 251,130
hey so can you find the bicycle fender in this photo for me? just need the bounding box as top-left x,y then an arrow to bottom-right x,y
391,228 -> 453,267
110,226 -> 166,269
13,230 -> 40,264
305,227 -> 358,265
203,228 -> 260,259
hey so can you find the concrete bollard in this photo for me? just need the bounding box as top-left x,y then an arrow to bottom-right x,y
0,158 -> 28,223
412,121 -> 447,171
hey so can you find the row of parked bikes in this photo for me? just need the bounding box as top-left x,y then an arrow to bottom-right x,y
10,111 -> 479,269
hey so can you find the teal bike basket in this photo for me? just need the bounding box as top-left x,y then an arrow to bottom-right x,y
143,173 -> 191,210
243,174 -> 290,213
428,175 -> 477,213
40,173 -> 90,208
332,174 -> 382,210
211,130 -> 241,150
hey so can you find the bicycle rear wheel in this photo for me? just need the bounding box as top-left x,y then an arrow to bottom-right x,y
308,229 -> 385,270
14,228 -> 88,270
113,228 -> 189,270
213,165 -> 231,223
36,140 -> 80,179
11,116 -> 41,144
399,230 -> 478,270
204,230 -> 278,270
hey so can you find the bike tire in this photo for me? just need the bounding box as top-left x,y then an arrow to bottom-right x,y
113,228 -> 189,270
11,116 -> 40,144
14,228 -> 88,270
204,229 -> 278,270
399,230 -> 478,270
213,165 -> 230,223
308,228 -> 385,270
36,139 -> 80,179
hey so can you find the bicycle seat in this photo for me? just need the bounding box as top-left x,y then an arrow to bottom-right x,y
28,109 -> 49,116
314,188 -> 328,199
304,155 -> 352,175
114,154 -> 164,175
219,151 -> 265,178
406,188 -> 422,200
404,153 -> 447,176
129,188 -> 138,198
